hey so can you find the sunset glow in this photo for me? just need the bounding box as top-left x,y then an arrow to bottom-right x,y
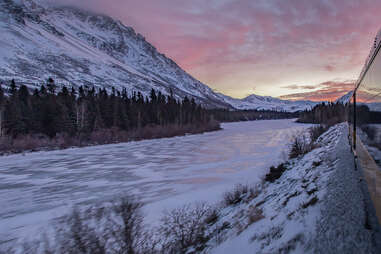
53,0 -> 381,101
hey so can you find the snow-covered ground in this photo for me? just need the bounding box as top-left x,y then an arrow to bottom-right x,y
205,123 -> 378,253
0,119 -> 311,246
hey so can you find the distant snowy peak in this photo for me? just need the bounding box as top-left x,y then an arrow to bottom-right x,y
217,93 -> 318,112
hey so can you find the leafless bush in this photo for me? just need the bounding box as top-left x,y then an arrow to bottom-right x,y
204,208 -> 219,225
10,196 -> 154,254
54,208 -> 106,254
223,184 -> 259,206
289,134 -> 313,159
265,163 -> 287,183
289,125 -> 330,159
105,197 -> 150,254
159,203 -> 213,253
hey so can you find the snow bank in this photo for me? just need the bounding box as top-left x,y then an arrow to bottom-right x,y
207,123 -> 380,253
0,120 -> 310,247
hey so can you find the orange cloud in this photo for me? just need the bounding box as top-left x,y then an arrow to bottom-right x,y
280,80 -> 355,101
49,0 -> 381,99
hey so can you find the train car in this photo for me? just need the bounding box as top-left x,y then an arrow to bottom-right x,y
351,28 -> 381,163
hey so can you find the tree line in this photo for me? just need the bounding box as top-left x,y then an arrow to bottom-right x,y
0,79 -> 219,152
297,101 -> 381,126
210,109 -> 298,122
297,102 -> 348,125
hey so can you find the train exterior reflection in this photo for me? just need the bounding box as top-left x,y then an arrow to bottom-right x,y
351,28 -> 381,169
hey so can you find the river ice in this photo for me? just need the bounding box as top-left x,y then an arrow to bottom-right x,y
0,119 -> 312,245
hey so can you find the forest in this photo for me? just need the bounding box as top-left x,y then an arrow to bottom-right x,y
0,79 -> 219,153
210,109 -> 298,122
0,79 -> 315,154
297,102 -> 348,125
297,101 -> 381,126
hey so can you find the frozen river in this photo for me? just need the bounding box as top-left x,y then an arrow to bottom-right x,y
0,119 -> 312,245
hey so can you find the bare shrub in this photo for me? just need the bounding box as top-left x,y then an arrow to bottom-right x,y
39,197 -> 150,254
105,197 -> 148,254
265,163 -> 287,183
204,208 -> 219,225
223,184 -> 248,206
289,134 -> 312,159
54,208 -> 107,254
223,184 -> 260,207
289,125 -> 330,159
159,203 -> 213,253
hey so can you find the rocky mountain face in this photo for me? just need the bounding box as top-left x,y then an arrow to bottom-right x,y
0,0 -> 317,112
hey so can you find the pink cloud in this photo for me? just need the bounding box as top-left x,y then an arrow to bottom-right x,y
50,0 -> 381,100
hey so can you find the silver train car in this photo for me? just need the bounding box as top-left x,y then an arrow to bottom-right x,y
351,28 -> 381,154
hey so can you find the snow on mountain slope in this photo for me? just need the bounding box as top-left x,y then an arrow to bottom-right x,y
0,0 -> 231,108
217,93 -> 318,112
0,0 -> 318,112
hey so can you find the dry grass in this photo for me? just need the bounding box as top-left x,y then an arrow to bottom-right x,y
223,184 -> 260,207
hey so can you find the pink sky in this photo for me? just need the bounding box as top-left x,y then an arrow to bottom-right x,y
55,0 -> 381,101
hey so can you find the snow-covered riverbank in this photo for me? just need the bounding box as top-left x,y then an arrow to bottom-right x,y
1,120 -> 379,253
207,123 -> 380,253
0,119 -> 311,247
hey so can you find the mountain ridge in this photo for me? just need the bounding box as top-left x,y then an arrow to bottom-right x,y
0,0 -> 317,112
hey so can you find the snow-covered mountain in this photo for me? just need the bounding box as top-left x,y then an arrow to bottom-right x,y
217,93 -> 318,112
0,0 -> 317,112
0,0 -> 232,108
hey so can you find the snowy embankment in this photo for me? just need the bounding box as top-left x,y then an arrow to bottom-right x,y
205,123 -> 379,253
0,119 -> 311,247
1,121 -> 379,253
